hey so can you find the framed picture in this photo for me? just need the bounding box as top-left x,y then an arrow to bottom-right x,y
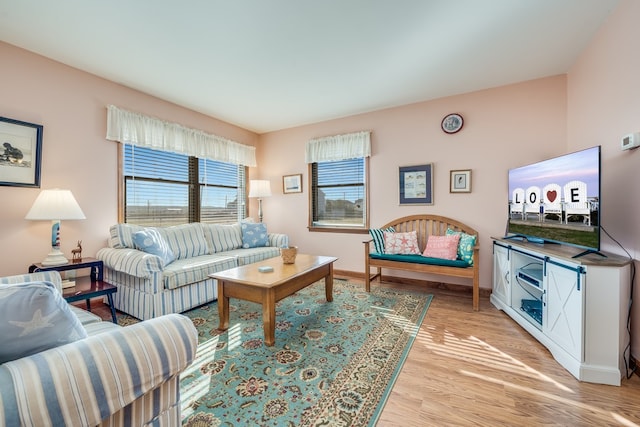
283,173 -> 302,194
450,169 -> 471,193
0,117 -> 43,188
399,164 -> 433,205
441,113 -> 464,134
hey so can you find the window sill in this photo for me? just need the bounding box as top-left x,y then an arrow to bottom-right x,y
308,226 -> 369,234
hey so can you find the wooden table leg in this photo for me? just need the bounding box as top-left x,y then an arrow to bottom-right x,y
325,263 -> 334,302
263,289 -> 276,346
217,280 -> 229,331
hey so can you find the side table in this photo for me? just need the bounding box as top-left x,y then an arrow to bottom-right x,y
28,257 -> 118,323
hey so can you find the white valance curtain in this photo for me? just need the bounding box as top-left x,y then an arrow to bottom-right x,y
305,131 -> 371,163
106,105 -> 257,167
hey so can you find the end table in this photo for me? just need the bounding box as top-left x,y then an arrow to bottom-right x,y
28,257 -> 118,323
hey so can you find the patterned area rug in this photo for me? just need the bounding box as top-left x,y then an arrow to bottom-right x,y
119,280 -> 432,426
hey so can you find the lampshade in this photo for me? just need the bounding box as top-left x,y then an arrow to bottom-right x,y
25,189 -> 86,220
248,180 -> 272,198
26,189 -> 85,266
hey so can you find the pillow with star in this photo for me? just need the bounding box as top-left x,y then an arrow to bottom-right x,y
0,281 -> 87,364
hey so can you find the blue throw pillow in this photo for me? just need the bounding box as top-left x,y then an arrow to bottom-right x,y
446,228 -> 477,265
133,228 -> 176,266
241,223 -> 269,248
369,227 -> 395,253
0,281 -> 87,364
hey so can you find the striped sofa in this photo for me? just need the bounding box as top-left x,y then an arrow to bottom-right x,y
97,222 -> 289,320
0,271 -> 198,426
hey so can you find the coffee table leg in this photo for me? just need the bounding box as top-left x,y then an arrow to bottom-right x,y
325,264 -> 334,302
263,289 -> 276,346
217,280 -> 229,331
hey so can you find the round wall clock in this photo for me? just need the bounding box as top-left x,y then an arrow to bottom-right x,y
441,113 -> 463,134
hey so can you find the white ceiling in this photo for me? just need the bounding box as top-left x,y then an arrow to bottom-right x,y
0,1 -> 619,134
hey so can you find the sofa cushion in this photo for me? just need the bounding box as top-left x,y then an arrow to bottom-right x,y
162,255 -> 238,290
241,223 -> 269,248
160,223 -> 210,260
202,223 -> 243,253
223,247 -> 282,266
108,223 -> 144,249
0,281 -> 87,364
369,253 -> 470,268
133,228 -> 176,267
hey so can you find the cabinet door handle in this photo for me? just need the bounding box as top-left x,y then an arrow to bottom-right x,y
504,271 -> 509,284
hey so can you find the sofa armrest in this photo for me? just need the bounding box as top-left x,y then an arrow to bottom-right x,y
0,271 -> 63,293
268,233 -> 289,248
97,247 -> 164,278
0,313 -> 197,427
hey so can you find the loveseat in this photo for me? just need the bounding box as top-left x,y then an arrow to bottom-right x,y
97,222 -> 288,320
0,270 -> 198,426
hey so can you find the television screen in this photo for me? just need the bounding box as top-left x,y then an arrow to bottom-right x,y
507,146 -> 601,255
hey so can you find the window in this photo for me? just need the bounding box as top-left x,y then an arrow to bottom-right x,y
310,157 -> 369,231
122,144 -> 246,226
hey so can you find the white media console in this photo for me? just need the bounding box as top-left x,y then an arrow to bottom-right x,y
491,237 -> 632,386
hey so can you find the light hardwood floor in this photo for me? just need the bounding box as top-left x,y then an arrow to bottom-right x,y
81,278 -> 640,427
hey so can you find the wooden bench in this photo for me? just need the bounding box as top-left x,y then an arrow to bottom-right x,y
364,214 -> 480,311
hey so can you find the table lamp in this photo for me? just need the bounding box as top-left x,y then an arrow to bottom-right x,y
25,189 -> 86,265
248,180 -> 271,222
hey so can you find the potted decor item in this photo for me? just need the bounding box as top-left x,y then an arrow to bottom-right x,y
281,246 -> 298,264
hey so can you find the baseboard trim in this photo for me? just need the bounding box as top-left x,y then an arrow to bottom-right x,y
333,269 -> 491,298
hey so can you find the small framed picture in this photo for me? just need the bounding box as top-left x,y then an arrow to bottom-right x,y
283,173 -> 302,194
399,164 -> 433,205
441,113 -> 463,134
450,169 -> 471,193
0,117 -> 43,188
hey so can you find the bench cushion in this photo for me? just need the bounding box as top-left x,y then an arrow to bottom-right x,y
370,253 -> 470,268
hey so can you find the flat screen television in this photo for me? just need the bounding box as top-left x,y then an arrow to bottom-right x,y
506,145 -> 601,257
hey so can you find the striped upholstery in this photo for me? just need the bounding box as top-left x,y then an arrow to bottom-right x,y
162,255 -> 237,290
108,223 -> 144,249
97,247 -> 164,279
104,269 -> 219,321
0,270 -> 63,293
0,313 -> 197,427
98,222 -> 289,321
223,247 -> 282,266
202,223 -> 243,252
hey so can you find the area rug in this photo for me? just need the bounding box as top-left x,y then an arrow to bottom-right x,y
120,280 -> 432,426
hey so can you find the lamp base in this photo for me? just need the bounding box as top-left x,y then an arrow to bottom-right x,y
41,248 -> 69,266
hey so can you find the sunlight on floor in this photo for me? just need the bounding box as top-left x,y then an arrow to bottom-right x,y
372,305 -> 420,335
416,325 -> 572,392
461,370 -> 639,426
181,334 -> 220,419
181,323 -> 242,420
415,326 -> 639,426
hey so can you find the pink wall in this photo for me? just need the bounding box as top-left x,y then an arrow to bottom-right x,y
259,75 -> 568,289
567,0 -> 640,361
0,42 -> 258,275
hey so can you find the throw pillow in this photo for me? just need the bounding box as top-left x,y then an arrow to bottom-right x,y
384,231 -> 421,255
369,227 -> 395,253
446,228 -> 478,265
241,222 -> 269,248
0,281 -> 87,364
423,234 -> 461,260
133,228 -> 176,267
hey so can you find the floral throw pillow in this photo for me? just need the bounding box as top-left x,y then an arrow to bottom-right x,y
383,231 -> 421,255
423,234 -> 460,260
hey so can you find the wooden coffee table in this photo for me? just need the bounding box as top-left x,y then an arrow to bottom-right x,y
210,254 -> 337,346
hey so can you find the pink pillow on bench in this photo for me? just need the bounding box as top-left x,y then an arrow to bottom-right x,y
422,234 -> 460,260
